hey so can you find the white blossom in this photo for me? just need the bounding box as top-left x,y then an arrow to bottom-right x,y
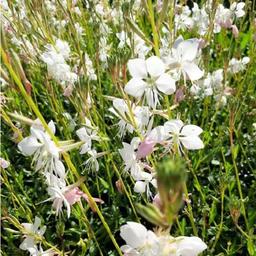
125,56 -> 176,108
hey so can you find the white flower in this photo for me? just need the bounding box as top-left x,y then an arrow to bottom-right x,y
134,173 -> 157,198
191,3 -> 209,36
116,31 -> 128,48
228,57 -> 250,74
192,69 -> 224,98
0,157 -> 10,168
29,246 -> 55,256
124,56 -> 176,108
84,53 -> 97,80
18,121 -> 65,178
109,98 -> 151,136
119,137 -> 147,179
85,149 -> 99,172
133,34 -> 151,59
76,124 -> 99,154
175,236 -> 207,256
41,40 -> 78,85
214,4 -> 233,33
120,222 -> 157,251
120,222 -> 207,256
163,119 -> 204,151
230,2 -> 245,18
20,217 -> 46,254
166,36 -> 204,82
175,5 -> 193,31
55,39 -> 70,60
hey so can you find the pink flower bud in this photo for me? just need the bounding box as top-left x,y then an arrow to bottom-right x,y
153,193 -> 163,210
221,19 -> 233,28
174,88 -> 185,103
198,38 -> 207,49
0,158 -> 10,169
231,25 -> 239,38
137,139 -> 155,159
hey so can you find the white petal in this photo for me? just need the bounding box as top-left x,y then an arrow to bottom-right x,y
237,2 -> 245,10
33,216 -> 41,232
148,126 -> 167,142
134,181 -> 146,193
48,120 -> 56,134
179,39 -> 199,61
127,59 -> 147,78
121,245 -> 140,255
164,120 -> 183,134
156,73 -> 176,95
180,136 -> 204,150
22,223 -> 34,233
19,237 -> 35,251
176,236 -> 207,256
30,127 -> 45,142
54,159 -> 66,178
146,56 -> 165,77
80,143 -> 91,154
18,136 -> 41,156
183,62 -> 204,81
120,222 -> 147,248
173,35 -> 184,49
124,78 -> 147,98
76,127 -> 89,141
180,125 -> 203,136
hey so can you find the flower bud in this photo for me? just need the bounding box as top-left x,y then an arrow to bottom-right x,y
156,157 -> 187,224
231,25 -> 239,38
137,138 -> 155,159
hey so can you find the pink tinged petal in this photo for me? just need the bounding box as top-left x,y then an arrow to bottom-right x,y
127,59 -> 147,78
146,56 -> 165,77
120,222 -> 148,249
180,136 -> 204,150
181,125 -> 203,136
137,139 -> 155,159
124,78 -> 147,98
64,187 -> 82,206
134,181 -> 146,193
179,39 -> 199,61
82,192 -> 104,212
18,136 -> 41,156
155,73 -> 176,95
182,62 -> 204,81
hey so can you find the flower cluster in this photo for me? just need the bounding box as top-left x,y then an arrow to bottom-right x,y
120,222 -> 207,256
41,39 -> 78,89
19,217 -> 55,256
